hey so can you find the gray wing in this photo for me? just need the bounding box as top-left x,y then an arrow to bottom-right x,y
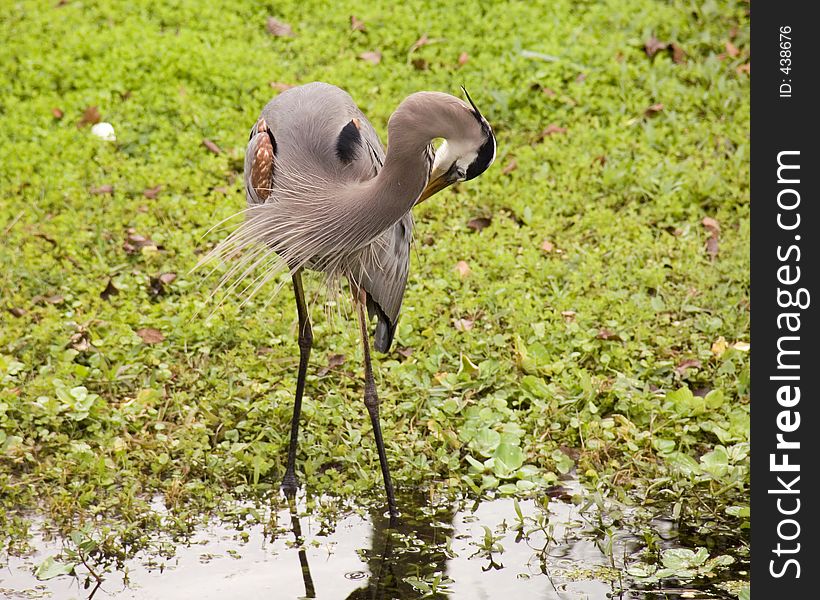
355,213 -> 413,353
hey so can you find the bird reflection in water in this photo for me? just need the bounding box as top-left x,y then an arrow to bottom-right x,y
284,491 -> 456,600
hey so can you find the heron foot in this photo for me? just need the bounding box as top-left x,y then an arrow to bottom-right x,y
281,472 -> 300,497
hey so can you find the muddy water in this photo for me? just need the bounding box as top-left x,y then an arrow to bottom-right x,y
1,488 -> 729,600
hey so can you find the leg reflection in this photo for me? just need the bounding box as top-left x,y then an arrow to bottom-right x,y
286,495 -> 316,599
347,493 -> 456,600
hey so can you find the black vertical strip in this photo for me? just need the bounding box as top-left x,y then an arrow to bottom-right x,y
752,3 -> 816,595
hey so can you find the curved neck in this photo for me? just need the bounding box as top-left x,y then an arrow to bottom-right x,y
359,137 -> 430,216
330,92 -> 469,253
333,131 -> 431,250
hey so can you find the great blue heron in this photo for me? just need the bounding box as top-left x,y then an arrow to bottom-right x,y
208,82 -> 495,517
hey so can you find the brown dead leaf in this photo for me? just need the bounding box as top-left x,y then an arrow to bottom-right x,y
266,17 -> 294,37
644,103 -> 664,116
711,336 -> 728,357
149,275 -> 168,297
540,240 -> 555,253
7,307 -> 26,318
318,353 -> 346,376
453,318 -> 474,332
34,294 -> 65,305
143,185 -> 162,199
702,217 -> 720,235
502,159 -> 518,175
159,272 -> 177,285
409,34 -> 430,53
270,82 -> 295,92
350,15 -> 366,32
90,184 -> 114,195
100,278 -> 119,301
725,41 -> 740,57
703,217 -> 721,259
397,346 -> 414,358
597,328 -> 622,341
670,43 -> 686,64
675,359 -> 701,375
454,260 -> 471,278
34,232 -> 57,247
541,87 -> 556,97
78,106 -> 101,127
411,58 -> 428,70
202,139 -> 222,155
123,232 -> 158,254
644,36 -> 668,58
137,328 -> 165,344
69,331 -> 90,352
127,233 -> 150,244
458,52 -> 469,66
706,236 -> 719,261
467,216 -> 491,232
359,51 -> 382,65
51,107 -> 64,120
736,62 -> 750,75
593,155 -> 607,167
561,310 -> 576,322
540,124 -> 567,139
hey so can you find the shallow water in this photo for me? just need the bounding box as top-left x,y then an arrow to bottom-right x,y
1,487 -> 735,600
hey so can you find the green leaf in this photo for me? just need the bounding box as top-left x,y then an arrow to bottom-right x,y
700,446 -> 730,478
34,556 -> 76,580
493,443 -> 524,478
726,505 -> 750,518
705,389 -> 725,408
551,449 -> 575,474
652,438 -> 676,455
498,483 -> 518,495
520,375 -> 549,398
665,452 -> 701,476
465,455 -> 485,471
457,353 -> 480,379
472,428 -> 501,458
660,547 -> 709,573
403,577 -> 432,593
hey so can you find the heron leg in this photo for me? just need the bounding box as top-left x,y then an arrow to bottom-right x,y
282,270 -> 312,496
354,288 -> 399,518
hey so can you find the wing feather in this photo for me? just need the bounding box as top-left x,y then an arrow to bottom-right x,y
244,117 -> 276,205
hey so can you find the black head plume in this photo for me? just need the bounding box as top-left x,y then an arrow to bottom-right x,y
460,86 -> 496,181
461,86 -> 484,122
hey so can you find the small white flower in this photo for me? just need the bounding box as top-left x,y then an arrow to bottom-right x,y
91,122 -> 116,142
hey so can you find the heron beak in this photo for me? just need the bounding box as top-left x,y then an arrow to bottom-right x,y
416,166 -> 454,204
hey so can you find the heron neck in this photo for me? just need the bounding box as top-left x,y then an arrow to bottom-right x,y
339,139 -> 429,241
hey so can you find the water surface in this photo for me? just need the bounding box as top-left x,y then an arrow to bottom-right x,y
1,487 -> 739,600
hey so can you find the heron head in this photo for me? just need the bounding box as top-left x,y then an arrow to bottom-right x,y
418,88 -> 496,202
